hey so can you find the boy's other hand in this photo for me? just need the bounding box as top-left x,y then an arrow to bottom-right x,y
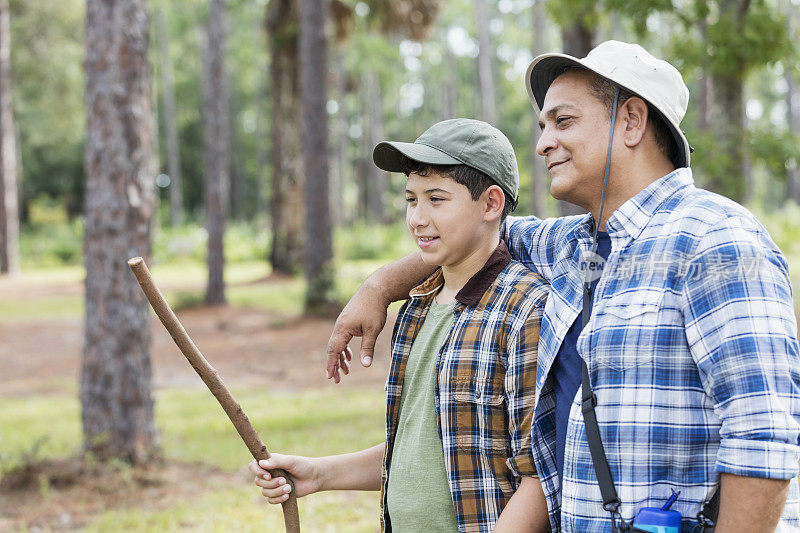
249,454 -> 323,504
326,280 -> 388,382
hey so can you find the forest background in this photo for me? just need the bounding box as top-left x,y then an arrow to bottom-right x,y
1,0 -> 800,531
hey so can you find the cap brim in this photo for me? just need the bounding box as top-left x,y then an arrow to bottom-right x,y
525,54 -> 691,168
373,141 -> 462,173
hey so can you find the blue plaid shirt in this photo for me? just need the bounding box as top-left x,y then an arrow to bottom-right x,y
504,168 -> 800,532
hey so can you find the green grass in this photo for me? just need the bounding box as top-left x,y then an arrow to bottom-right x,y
0,386 -> 386,532
83,487 -> 380,533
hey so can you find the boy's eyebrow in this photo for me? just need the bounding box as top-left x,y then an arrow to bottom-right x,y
405,188 -> 452,195
538,103 -> 580,129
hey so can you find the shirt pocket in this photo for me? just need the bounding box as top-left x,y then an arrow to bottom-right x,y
593,289 -> 664,371
452,380 -> 507,453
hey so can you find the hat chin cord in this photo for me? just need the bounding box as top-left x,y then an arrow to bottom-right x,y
589,86 -> 620,259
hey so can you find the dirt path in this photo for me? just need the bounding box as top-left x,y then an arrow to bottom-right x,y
0,300 -> 394,398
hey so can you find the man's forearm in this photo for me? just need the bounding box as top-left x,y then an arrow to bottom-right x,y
713,472 -> 790,532
367,251 -> 434,304
493,476 -> 550,532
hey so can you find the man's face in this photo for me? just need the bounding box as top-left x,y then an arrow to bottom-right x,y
537,70 -> 611,208
405,171 -> 488,268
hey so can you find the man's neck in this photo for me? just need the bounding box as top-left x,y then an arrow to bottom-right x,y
593,159 -> 676,231
436,234 -> 500,305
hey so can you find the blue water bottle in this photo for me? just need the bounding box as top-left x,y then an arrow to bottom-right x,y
632,490 -> 682,533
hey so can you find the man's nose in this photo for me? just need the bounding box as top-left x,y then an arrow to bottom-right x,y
536,126 -> 556,158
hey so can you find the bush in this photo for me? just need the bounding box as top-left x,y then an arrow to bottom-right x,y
751,202 -> 800,257
20,198 -> 83,267
334,221 -> 415,262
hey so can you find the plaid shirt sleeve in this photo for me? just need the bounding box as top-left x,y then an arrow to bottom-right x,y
503,215 -> 584,280
504,294 -> 545,479
681,214 -> 800,480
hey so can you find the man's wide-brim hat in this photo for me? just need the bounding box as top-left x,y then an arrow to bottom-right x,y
525,40 -> 691,168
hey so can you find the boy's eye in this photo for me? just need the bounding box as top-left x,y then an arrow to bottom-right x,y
430,196 -> 444,202
406,197 -> 416,203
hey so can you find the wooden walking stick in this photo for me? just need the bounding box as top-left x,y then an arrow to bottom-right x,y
128,257 -> 301,533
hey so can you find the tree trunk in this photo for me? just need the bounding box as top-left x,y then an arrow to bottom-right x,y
530,0 -> 548,218
474,0 -> 496,124
558,13 -> 593,216
201,0 -> 230,304
698,17 -> 713,134
442,42 -> 457,119
300,0 -> 335,314
229,91 -> 244,220
561,17 -> 594,57
786,3 -> 800,204
705,0 -> 750,203
82,0 -> 158,463
364,70 -> 386,223
155,8 -> 184,227
0,0 -> 18,275
267,0 -> 304,274
330,46 -> 347,225
255,63 -> 269,220
708,72 -> 746,202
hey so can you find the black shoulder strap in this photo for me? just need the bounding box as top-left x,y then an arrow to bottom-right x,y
581,281 -> 622,518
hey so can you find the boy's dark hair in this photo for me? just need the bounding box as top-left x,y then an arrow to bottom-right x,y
398,155 -> 514,223
555,66 -> 680,168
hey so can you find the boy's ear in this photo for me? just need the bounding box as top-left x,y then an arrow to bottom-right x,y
483,185 -> 505,223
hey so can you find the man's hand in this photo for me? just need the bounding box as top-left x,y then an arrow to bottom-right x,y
325,252 -> 435,383
325,279 -> 389,383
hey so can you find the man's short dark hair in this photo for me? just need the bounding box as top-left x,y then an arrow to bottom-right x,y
555,66 -> 680,168
398,155 -> 514,222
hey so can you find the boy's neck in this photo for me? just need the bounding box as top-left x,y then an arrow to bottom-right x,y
435,232 -> 500,305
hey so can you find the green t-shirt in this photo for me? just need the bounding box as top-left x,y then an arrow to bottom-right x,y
386,298 -> 458,532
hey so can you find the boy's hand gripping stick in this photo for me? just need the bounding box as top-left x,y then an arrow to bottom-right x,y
128,257 -> 301,533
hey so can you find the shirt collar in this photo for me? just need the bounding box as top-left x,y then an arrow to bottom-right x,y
408,241 -> 512,307
606,167 -> 694,240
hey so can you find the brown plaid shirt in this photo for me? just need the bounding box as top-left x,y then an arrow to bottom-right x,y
380,242 -> 548,533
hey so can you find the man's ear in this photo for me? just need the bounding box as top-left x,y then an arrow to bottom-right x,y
620,96 -> 649,148
483,185 -> 505,222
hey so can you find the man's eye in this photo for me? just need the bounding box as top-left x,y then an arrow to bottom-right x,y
406,197 -> 417,204
556,116 -> 572,126
430,196 -> 444,202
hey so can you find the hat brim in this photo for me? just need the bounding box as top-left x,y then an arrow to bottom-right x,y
373,141 -> 462,173
525,54 -> 691,168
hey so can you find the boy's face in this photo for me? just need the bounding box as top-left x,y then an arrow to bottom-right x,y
405,171 -> 495,268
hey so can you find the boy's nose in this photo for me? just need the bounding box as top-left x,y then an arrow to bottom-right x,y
407,206 -> 429,228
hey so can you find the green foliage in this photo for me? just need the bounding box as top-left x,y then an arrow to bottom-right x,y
748,128 -> 800,182
751,202 -> 800,258
334,221 -> 415,262
9,0 -> 86,218
19,197 -> 83,268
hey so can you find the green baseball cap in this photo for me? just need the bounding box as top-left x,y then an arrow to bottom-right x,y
372,118 -> 519,208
